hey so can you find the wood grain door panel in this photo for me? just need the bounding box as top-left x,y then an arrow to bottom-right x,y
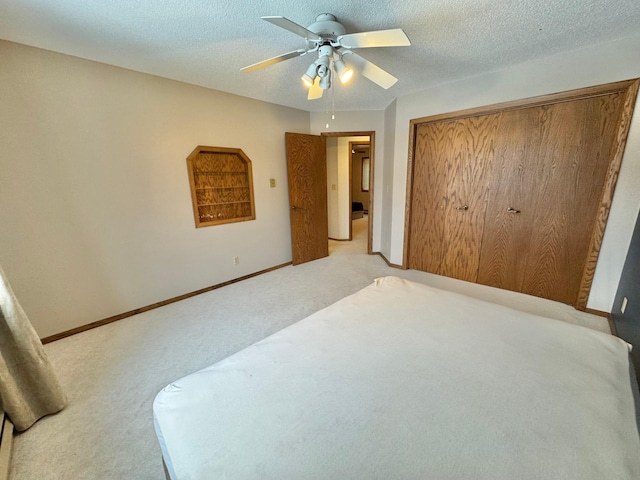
476,107 -> 541,292
477,93 -> 624,304
408,122 -> 449,274
521,94 -> 623,303
442,115 -> 497,281
285,133 -> 328,265
409,115 -> 498,282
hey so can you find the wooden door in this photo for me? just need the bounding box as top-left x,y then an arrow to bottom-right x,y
477,93 -> 625,304
474,107 -> 541,292
408,115 -> 497,282
285,132 -> 328,265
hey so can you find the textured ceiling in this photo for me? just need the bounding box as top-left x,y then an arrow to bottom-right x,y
1,0 -> 639,112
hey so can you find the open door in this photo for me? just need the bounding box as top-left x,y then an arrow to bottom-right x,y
285,132 -> 328,265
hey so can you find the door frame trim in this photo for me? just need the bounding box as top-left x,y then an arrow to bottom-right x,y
322,131 -> 375,255
403,79 -> 639,310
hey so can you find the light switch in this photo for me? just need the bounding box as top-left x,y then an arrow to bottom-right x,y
270,178 -> 276,188
331,184 -> 337,191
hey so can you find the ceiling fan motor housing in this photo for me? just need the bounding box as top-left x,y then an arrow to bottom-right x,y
307,13 -> 346,46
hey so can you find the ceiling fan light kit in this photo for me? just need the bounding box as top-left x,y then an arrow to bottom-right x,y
301,63 -> 318,87
334,57 -> 353,83
241,13 -> 411,100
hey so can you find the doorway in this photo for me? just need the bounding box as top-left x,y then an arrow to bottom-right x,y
323,132 -> 374,255
285,131 -> 375,266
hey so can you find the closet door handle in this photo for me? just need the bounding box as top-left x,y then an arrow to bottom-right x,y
455,205 -> 469,211
507,207 -> 521,214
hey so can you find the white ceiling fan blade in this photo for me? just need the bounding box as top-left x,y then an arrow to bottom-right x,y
343,52 -> 398,89
241,49 -> 307,73
337,29 -> 410,49
262,16 -> 322,42
307,77 -> 323,100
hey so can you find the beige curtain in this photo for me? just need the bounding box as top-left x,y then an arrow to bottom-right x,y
0,264 -> 66,431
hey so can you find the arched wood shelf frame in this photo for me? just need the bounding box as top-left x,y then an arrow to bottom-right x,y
186,146 -> 256,228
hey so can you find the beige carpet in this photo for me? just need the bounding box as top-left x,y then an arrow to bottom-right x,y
9,216 -> 609,479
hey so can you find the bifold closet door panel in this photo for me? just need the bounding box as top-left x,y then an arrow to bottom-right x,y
475,107 -> 540,292
408,122 -> 449,275
520,93 -> 624,304
409,115 -> 498,282
477,93 -> 625,304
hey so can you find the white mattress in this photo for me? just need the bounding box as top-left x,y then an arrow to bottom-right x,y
153,276 -> 640,480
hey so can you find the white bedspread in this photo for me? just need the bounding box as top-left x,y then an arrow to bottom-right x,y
153,276 -> 640,479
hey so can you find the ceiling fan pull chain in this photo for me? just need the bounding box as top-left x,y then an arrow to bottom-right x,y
331,61 -> 336,122
325,91 -> 330,128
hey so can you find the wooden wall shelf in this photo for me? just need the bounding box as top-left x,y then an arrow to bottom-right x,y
186,146 -> 256,228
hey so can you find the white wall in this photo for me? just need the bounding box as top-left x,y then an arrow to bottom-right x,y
326,137 -> 340,238
0,41 -> 310,338
311,111 -> 385,251
381,100 -> 397,261
388,33 -> 640,312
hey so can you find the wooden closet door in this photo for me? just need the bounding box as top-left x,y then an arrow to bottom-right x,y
475,107 -> 541,292
477,93 -> 625,304
409,115 -> 498,282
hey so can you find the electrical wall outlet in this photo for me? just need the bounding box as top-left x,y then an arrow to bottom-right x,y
270,178 -> 276,188
621,297 -> 628,314
233,256 -> 240,265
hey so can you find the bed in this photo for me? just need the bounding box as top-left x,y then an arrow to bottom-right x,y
153,276 -> 640,480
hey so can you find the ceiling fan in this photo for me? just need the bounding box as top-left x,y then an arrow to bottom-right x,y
241,13 -> 411,100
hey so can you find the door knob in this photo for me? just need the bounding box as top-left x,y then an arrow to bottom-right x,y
290,205 -> 300,210
507,207 -> 521,214
455,205 -> 468,211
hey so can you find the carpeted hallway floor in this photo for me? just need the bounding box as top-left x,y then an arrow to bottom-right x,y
9,216 -> 609,479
